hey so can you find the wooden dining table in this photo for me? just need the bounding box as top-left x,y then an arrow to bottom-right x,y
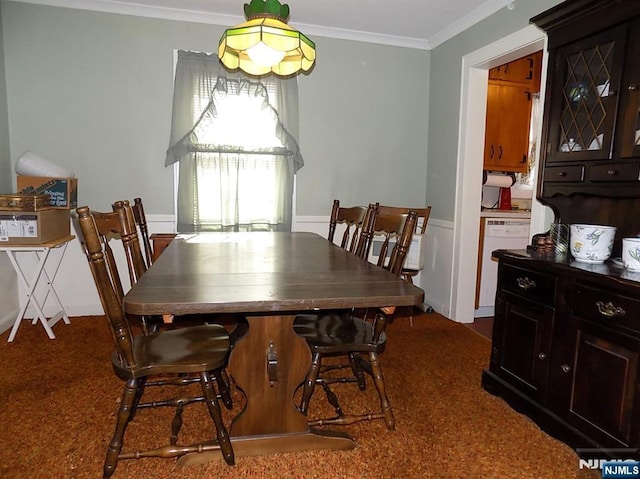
123,231 -> 425,462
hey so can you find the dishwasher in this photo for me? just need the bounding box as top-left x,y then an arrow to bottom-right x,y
474,218 -> 530,318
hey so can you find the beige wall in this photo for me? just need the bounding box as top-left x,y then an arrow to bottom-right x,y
0,0 -> 567,327
426,0 -> 563,222
1,1 -> 430,216
0,2 -> 10,192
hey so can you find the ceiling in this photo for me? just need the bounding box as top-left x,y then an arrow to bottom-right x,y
14,0 -> 517,49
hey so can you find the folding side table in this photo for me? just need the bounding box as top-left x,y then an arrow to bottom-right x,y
3,235 -> 74,342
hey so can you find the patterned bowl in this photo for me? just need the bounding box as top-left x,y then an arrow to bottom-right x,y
569,224 -> 617,264
622,237 -> 640,271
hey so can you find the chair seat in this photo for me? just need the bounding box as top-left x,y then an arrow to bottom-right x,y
112,324 -> 230,378
294,313 -> 386,354
77,203 -> 235,477
164,313 -> 248,347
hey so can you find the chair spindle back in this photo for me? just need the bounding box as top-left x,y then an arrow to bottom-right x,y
76,205 -> 137,367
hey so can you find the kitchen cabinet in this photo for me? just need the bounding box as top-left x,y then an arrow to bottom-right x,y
483,82 -> 532,173
488,52 -> 542,87
483,53 -> 541,174
483,252 -> 640,454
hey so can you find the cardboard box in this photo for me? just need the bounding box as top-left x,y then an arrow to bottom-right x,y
16,176 -> 78,209
0,208 -> 70,245
0,193 -> 51,211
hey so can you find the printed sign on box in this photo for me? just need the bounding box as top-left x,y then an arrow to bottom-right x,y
0,209 -> 70,244
16,176 -> 78,209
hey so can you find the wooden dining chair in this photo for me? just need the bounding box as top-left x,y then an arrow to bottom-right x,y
115,200 -> 246,403
118,199 -> 248,343
131,197 -> 154,268
375,204 -> 433,322
76,204 -> 235,478
374,203 -> 431,284
74,201 -> 157,335
294,210 -> 418,430
327,199 -> 373,255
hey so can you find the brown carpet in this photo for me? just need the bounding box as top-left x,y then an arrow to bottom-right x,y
0,312 -> 598,479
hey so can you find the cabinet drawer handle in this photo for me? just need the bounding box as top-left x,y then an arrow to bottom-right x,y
561,364 -> 571,374
595,300 -> 626,318
538,352 -> 547,360
607,169 -> 617,176
628,85 -> 638,91
516,276 -> 536,290
556,171 -> 567,177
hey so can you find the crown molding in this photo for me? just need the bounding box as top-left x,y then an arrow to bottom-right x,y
9,0 -> 514,51
298,23 -> 431,50
427,0 -> 515,49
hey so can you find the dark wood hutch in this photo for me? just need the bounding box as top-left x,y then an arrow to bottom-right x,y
481,0 -> 640,460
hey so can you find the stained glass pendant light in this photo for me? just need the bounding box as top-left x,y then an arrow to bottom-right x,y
218,0 -> 316,76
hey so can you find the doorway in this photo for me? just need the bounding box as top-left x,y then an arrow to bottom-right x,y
449,25 -> 553,324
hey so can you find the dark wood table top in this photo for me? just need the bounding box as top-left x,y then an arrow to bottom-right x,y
124,232 -> 424,316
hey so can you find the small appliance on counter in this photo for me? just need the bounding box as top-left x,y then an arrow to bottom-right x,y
482,171 -> 516,210
498,186 -> 512,210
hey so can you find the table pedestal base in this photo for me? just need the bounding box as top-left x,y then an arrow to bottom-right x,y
176,429 -> 356,466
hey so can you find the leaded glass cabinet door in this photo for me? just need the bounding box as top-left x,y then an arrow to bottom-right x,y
546,25 -> 628,163
617,18 -> 640,159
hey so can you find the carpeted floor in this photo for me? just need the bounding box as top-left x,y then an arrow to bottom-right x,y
0,311 -> 599,479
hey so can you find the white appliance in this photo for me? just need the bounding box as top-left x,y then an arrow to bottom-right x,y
368,233 -> 426,270
475,218 -> 530,318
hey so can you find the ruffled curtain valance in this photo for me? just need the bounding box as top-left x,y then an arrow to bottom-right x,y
165,50 -> 303,233
165,52 -> 303,172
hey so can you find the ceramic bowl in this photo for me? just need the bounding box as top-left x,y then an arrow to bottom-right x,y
622,237 -> 640,271
569,224 -> 616,263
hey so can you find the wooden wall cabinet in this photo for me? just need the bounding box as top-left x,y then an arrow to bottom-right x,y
483,53 -> 541,174
483,82 -> 532,173
488,52 -> 542,87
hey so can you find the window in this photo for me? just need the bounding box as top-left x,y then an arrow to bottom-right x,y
166,51 -> 304,232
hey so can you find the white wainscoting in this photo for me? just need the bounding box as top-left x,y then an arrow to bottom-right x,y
0,214 -> 455,336
293,216 -> 455,318
0,253 -> 18,335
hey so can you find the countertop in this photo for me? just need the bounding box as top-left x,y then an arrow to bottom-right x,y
492,249 -> 640,285
480,209 -> 531,219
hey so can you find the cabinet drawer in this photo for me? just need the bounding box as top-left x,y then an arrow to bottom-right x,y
543,165 -> 584,182
501,264 -> 556,303
573,284 -> 640,335
588,163 -> 640,182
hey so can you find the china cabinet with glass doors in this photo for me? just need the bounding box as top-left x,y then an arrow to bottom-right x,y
482,0 -> 640,462
539,4 -> 640,204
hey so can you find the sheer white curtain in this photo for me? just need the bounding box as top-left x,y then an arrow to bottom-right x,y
518,93 -> 541,187
165,51 -> 304,232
